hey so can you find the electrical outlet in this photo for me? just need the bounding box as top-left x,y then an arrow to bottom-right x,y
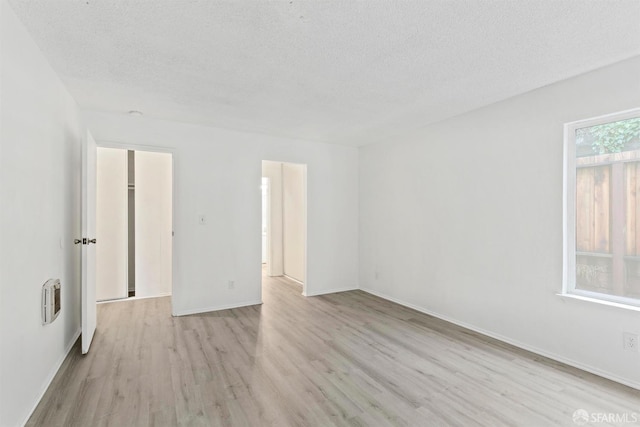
623,332 -> 639,352
228,280 -> 235,290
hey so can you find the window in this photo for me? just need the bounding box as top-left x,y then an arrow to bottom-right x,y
564,108 -> 640,307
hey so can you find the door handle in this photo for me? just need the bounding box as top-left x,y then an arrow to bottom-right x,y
74,238 -> 96,245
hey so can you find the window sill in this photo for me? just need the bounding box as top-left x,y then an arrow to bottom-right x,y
557,293 -> 640,312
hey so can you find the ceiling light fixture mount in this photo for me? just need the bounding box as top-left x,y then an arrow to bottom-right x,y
128,110 -> 143,116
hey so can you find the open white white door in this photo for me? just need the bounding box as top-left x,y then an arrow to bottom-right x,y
81,130 -> 97,354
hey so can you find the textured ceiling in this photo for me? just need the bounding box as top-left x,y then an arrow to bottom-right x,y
7,0 -> 640,146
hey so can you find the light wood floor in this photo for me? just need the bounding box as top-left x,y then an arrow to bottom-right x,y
27,274 -> 639,426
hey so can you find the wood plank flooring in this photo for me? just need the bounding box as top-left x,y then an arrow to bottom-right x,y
27,273 -> 640,426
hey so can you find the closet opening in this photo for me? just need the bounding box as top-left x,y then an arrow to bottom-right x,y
96,147 -> 173,302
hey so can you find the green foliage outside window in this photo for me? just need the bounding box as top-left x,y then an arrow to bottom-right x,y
576,117 -> 640,154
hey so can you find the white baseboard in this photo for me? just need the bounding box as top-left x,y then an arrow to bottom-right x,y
21,327 -> 81,426
361,287 -> 640,391
97,292 -> 172,304
304,286 -> 358,297
173,299 -> 263,316
284,275 -> 304,285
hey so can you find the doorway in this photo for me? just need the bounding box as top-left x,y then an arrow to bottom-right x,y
261,160 -> 307,295
95,147 -> 173,302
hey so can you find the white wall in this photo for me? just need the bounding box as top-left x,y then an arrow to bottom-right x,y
262,161 -> 284,277
96,147 -> 128,301
359,56 -> 640,389
0,2 -> 84,426
135,150 -> 173,298
282,163 -> 306,283
84,111 -> 359,313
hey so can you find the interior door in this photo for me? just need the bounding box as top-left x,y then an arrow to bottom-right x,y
81,130 -> 97,354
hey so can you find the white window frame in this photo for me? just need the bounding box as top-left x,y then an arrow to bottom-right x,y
563,107 -> 640,308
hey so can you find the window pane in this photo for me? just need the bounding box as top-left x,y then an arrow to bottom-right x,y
576,117 -> 640,158
576,254 -> 612,292
575,116 -> 640,300
575,165 -> 611,254
575,164 -> 612,293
